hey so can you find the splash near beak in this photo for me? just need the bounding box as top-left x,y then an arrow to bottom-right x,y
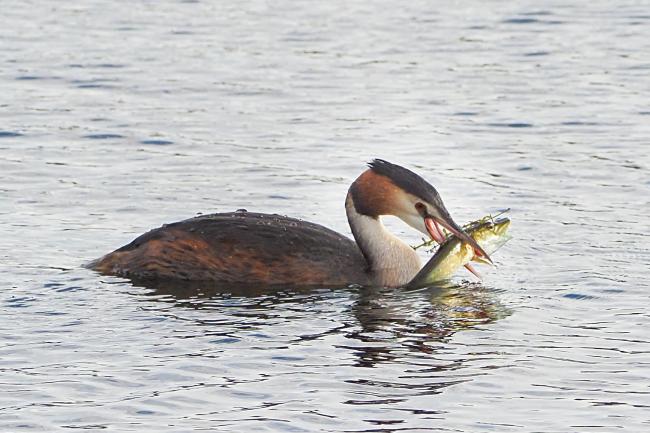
425,216 -> 494,265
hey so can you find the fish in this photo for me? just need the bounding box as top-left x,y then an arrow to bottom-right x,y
406,216 -> 511,289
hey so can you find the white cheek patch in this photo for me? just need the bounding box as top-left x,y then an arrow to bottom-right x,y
391,192 -> 427,235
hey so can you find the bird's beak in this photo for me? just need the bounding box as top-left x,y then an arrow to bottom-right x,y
424,216 -> 493,265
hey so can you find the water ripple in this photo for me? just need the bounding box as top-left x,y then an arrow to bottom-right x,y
1,0 -> 649,431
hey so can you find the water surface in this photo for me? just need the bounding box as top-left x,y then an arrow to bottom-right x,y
1,0 -> 650,431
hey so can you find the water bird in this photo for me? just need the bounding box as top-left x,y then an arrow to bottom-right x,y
91,159 -> 491,287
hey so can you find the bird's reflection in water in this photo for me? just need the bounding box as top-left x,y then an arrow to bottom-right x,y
129,277 -> 510,368
127,277 -> 343,332
348,282 -> 511,368
131,277 -> 314,306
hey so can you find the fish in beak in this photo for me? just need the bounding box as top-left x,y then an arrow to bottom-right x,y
424,215 -> 493,266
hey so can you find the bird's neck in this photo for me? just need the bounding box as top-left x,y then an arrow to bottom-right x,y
345,193 -> 421,287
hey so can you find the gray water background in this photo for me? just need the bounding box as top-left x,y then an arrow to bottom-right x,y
1,0 -> 650,431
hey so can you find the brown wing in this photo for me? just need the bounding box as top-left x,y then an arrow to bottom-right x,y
90,211 -> 370,287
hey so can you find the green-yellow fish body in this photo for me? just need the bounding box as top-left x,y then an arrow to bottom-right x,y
407,217 -> 511,288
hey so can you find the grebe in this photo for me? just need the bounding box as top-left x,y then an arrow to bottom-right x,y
91,159 -> 490,287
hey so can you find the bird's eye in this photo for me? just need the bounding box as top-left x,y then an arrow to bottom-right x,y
415,202 -> 426,215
